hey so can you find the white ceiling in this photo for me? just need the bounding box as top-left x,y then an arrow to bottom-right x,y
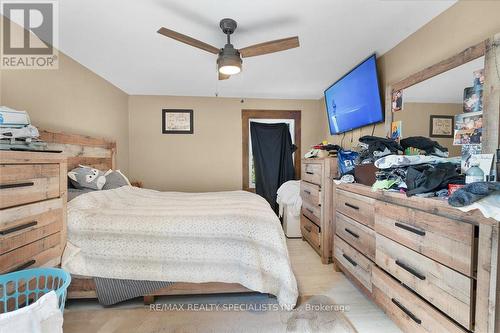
58,0 -> 456,99
404,56 -> 485,103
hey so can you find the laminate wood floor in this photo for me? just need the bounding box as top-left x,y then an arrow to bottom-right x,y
63,239 -> 400,333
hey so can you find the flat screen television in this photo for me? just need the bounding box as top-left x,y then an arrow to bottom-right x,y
324,54 -> 383,135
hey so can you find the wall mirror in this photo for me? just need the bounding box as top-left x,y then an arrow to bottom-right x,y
386,34 -> 499,157
392,56 -> 485,157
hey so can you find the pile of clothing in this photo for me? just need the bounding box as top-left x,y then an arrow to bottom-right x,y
357,135 -> 403,164
449,182 -> 500,207
400,136 -> 449,157
449,182 -> 500,221
370,137 -> 463,197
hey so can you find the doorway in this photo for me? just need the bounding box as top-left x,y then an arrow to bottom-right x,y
241,109 -> 301,192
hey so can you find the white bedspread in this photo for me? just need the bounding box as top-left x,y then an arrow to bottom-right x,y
62,186 -> 298,307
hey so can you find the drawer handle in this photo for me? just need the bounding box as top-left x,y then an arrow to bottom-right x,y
304,225 -> 312,233
344,202 -> 359,210
345,228 -> 359,239
305,171 -> 314,175
391,298 -> 422,325
342,254 -> 358,267
0,181 -> 35,190
396,260 -> 426,280
8,260 -> 36,273
304,190 -> 311,195
395,222 -> 426,236
0,221 -> 38,235
306,208 -> 314,214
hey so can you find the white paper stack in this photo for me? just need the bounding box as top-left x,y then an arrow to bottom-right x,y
0,106 -> 31,128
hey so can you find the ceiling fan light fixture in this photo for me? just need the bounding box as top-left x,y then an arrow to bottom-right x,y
219,64 -> 241,75
157,18 -> 300,81
217,45 -> 242,76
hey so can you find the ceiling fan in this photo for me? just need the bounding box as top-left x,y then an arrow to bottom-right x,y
157,18 -> 300,80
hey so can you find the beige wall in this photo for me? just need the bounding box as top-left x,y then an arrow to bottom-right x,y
394,102 -> 462,156
323,0 -> 500,148
1,53 -> 130,173
0,16 -> 130,172
128,96 -> 323,191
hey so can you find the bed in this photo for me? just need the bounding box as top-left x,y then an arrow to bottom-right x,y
40,130 -> 298,307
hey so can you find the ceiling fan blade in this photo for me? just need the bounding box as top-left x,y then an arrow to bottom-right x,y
218,72 -> 230,80
239,36 -> 299,58
157,27 -> 220,54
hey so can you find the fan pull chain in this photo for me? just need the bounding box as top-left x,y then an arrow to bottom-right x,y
215,64 -> 219,97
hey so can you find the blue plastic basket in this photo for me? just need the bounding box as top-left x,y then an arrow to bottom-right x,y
0,268 -> 71,314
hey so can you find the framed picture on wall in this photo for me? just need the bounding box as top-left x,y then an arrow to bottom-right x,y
162,109 -> 193,134
391,89 -> 403,112
429,115 -> 454,138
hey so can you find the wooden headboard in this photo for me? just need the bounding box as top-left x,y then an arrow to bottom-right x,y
39,130 -> 116,171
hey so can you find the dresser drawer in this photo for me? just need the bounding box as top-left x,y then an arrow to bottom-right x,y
334,235 -> 372,292
0,164 -> 60,209
0,233 -> 61,273
374,201 -> 474,276
301,200 -> 321,227
0,199 -> 63,255
376,234 -> 472,329
301,163 -> 323,186
336,212 -> 375,261
300,181 -> 321,206
372,266 -> 467,333
301,214 -> 320,250
336,189 -> 375,228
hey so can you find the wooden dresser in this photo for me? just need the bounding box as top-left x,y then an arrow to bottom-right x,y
300,157 -> 337,264
0,151 -> 67,274
333,183 -> 499,333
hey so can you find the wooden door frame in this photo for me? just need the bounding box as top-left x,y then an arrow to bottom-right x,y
241,109 -> 301,192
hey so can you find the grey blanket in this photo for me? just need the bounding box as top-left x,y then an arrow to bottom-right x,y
67,188 -> 94,201
94,277 -> 174,306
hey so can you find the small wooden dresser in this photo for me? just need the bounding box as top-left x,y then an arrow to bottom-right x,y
333,183 -> 499,333
0,151 -> 67,274
300,157 -> 337,264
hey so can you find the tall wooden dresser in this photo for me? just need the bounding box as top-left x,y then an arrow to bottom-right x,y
0,151 -> 67,274
300,157 -> 337,264
333,183 -> 499,333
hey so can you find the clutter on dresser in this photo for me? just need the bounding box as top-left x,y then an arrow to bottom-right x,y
353,163 -> 378,186
448,181 -> 500,207
465,161 -> 484,184
0,106 -> 30,127
357,135 -> 403,164
337,149 -> 358,175
0,107 -> 60,153
344,133 -> 494,199
304,141 -> 340,159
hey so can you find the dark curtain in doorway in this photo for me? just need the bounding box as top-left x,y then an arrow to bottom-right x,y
250,122 -> 296,212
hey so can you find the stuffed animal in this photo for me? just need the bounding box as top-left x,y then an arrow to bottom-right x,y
68,166 -> 106,190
